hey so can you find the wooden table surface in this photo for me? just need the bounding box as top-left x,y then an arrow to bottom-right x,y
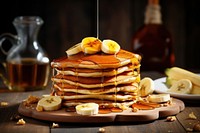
0,71 -> 199,133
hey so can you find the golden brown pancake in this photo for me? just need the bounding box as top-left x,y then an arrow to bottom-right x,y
55,93 -> 137,101
62,99 -> 136,107
51,48 -> 141,106
52,75 -> 139,88
52,71 -> 137,84
54,63 -> 137,77
51,49 -> 141,69
53,83 -> 138,94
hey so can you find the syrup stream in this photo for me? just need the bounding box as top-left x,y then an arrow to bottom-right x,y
96,0 -> 99,38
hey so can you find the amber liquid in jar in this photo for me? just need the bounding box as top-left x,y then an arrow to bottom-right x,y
132,0 -> 175,72
7,58 -> 49,91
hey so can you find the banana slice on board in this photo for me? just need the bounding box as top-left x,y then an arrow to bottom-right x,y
147,94 -> 170,103
139,77 -> 155,97
65,43 -> 82,56
36,96 -> 62,111
168,79 -> 192,94
81,37 -> 101,54
76,103 -> 99,115
101,39 -> 120,54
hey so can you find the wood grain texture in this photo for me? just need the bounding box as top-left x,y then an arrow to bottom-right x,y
0,72 -> 199,133
18,98 -> 184,123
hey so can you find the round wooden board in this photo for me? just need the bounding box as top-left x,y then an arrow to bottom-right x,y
18,98 -> 185,123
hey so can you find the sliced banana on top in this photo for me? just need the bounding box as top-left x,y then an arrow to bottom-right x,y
101,39 -> 120,54
76,103 -> 99,115
65,37 -> 121,55
168,79 -> 192,94
81,37 -> 101,54
147,94 -> 171,103
36,96 -> 62,111
65,43 -> 82,56
139,77 -> 155,97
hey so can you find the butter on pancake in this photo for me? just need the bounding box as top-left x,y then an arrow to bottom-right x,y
50,37 -> 141,108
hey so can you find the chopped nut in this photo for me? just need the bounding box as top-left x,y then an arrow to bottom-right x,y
166,116 -> 176,122
186,128 -> 193,132
23,95 -> 40,107
0,102 -> 8,106
193,122 -> 200,131
189,112 -> 197,120
52,123 -> 59,128
132,107 -> 139,112
98,127 -> 105,133
36,105 -> 43,112
169,98 -> 173,105
16,118 -> 26,125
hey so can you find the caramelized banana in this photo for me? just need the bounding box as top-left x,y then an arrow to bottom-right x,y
81,37 -> 101,54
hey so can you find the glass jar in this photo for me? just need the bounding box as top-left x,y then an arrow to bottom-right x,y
0,16 -> 50,91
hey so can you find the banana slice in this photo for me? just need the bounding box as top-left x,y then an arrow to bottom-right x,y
101,39 -> 120,54
36,96 -> 62,111
147,94 -> 170,103
76,103 -> 99,115
81,37 -> 101,54
168,79 -> 192,94
139,77 -> 155,97
66,43 -> 82,56
191,85 -> 200,94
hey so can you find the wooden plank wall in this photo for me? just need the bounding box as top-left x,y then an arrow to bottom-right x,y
0,0 -> 200,70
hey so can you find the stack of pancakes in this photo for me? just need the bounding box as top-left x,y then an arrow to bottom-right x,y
51,49 -> 141,106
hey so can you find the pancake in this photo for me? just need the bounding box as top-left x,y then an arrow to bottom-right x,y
55,93 -> 137,101
54,63 -> 137,77
53,83 -> 138,95
52,71 -> 138,84
51,45 -> 141,108
51,49 -> 141,69
52,75 -> 139,88
62,99 -> 136,107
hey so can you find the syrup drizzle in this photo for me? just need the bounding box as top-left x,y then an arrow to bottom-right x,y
51,68 -> 56,95
75,67 -> 79,103
61,68 -> 65,96
114,68 -> 117,105
100,72 -> 104,104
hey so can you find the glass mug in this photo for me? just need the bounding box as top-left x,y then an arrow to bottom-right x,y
0,16 -> 50,91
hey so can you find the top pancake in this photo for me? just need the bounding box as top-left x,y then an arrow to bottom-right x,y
51,49 -> 141,69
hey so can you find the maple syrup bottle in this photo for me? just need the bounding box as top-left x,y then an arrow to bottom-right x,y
132,0 -> 175,72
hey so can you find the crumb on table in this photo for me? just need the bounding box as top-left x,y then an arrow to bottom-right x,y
52,123 -> 59,128
166,116 -> 176,122
0,102 -> 8,106
98,127 -> 105,133
189,112 -> 197,120
16,118 -> 26,125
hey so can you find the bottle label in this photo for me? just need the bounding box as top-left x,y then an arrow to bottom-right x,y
144,4 -> 162,24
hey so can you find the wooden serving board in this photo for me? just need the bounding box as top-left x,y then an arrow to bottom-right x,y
18,98 -> 185,123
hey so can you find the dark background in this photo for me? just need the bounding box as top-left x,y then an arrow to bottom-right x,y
0,0 -> 200,71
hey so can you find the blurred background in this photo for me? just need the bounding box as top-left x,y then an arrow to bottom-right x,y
0,0 -> 200,70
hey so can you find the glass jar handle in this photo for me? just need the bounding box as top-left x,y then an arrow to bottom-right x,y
0,33 -> 18,90
0,33 -> 18,55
